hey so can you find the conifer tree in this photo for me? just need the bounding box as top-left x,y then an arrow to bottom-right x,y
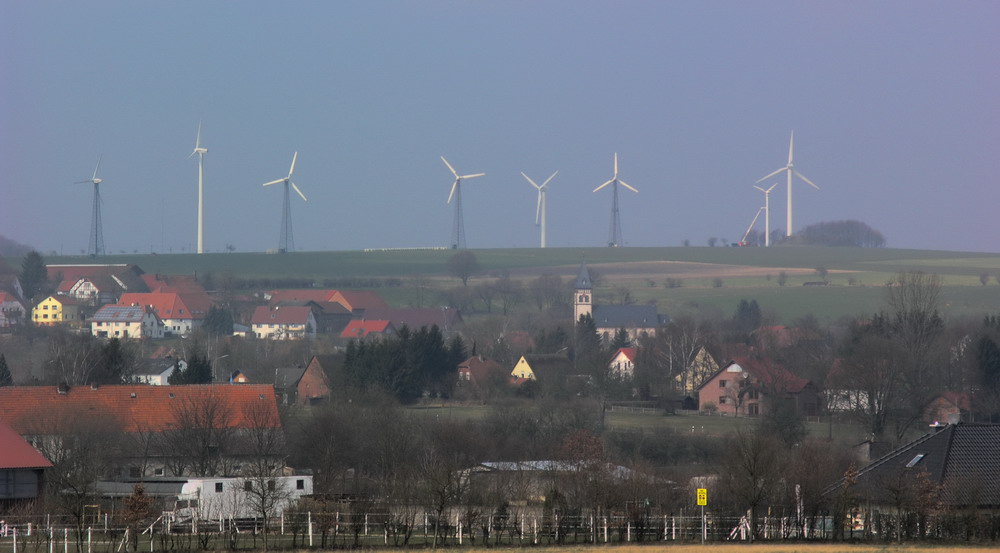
0,354 -> 13,386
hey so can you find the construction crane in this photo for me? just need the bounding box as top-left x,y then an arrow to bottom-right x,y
738,206 -> 766,247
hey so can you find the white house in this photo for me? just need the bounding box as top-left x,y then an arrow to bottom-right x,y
251,306 -> 317,340
91,304 -> 165,339
134,357 -> 187,385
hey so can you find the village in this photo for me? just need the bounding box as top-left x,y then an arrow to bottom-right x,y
2,252 -> 1000,550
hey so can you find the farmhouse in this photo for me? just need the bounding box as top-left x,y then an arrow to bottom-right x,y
32,295 -> 83,326
251,305 -> 317,340
90,304 -> 165,339
697,357 -> 821,417
274,360 -> 331,406
0,291 -> 27,328
608,347 -> 637,379
119,291 -> 213,336
0,384 -> 285,478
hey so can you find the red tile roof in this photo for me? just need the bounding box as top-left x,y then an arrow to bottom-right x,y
266,289 -> 336,305
340,319 -> 393,338
329,290 -> 388,311
728,356 -> 810,394
142,274 -> 206,294
0,420 -> 52,469
0,385 -> 280,435
119,292 -> 213,320
0,291 -> 25,307
611,347 -> 637,363
251,306 -> 314,325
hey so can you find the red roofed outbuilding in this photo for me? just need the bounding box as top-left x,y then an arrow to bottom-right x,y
340,319 -> 396,339
0,419 -> 51,503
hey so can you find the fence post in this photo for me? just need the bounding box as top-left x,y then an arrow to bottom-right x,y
532,517 -> 537,545
63,527 -> 68,553
280,513 -> 284,535
603,517 -> 608,543
307,512 -> 313,548
28,523 -> 32,537
364,514 -> 368,536
335,512 -> 340,536
87,528 -> 92,553
12,528 -> 16,553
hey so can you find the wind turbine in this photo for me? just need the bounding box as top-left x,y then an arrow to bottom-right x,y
593,153 -> 638,247
75,156 -> 107,257
189,122 -> 208,254
755,131 -> 819,237
521,171 -> 557,248
261,152 -> 307,253
441,156 -> 484,249
752,182 -> 779,246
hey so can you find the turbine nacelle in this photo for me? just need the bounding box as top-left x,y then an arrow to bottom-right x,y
262,152 -> 307,202
441,156 -> 484,204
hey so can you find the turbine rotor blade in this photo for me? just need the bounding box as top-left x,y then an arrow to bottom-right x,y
753,185 -> 766,193
794,169 -> 819,189
521,172 -> 541,190
195,121 -> 202,149
593,179 -> 614,193
288,152 -> 298,178
74,180 -> 92,184
291,182 -> 308,201
262,178 -> 285,187
535,191 -> 542,225
755,167 -> 786,183
620,180 -> 639,193
440,156 -> 458,177
460,173 -> 485,179
613,153 -> 618,176
93,155 -> 103,180
541,171 -> 558,188
447,179 -> 458,203
766,182 -> 779,193
788,131 -> 795,165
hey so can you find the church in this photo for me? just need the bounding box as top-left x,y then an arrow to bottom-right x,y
573,260 -> 669,342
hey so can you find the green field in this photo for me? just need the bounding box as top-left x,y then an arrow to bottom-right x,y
20,246 -> 1000,323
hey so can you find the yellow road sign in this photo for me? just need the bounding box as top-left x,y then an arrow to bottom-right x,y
696,488 -> 708,506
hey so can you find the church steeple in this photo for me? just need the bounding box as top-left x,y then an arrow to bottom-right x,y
574,257 -> 592,322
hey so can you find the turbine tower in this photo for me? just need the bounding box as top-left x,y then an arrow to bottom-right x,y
75,156 -> 106,257
753,182 -> 779,247
755,131 -> 819,237
189,122 -> 208,254
441,156 -> 484,249
522,171 -> 557,248
593,153 -> 638,247
261,152 -> 307,253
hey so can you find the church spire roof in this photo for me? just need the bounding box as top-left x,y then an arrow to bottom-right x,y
574,258 -> 592,290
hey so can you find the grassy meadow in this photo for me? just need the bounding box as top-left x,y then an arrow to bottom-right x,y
28,246 -> 1000,323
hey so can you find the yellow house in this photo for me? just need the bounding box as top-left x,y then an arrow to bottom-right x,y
510,354 -> 574,382
32,295 -> 83,326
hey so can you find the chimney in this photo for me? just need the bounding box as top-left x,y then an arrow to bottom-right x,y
57,383 -> 69,395
90,383 -> 99,390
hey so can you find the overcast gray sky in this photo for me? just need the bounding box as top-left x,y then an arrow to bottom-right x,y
2,1 -> 998,255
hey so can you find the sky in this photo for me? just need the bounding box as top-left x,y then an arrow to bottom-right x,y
1,1 -> 998,255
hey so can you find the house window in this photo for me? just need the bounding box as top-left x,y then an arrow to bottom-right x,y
748,389 -> 759,400
748,403 -> 760,416
244,481 -> 253,492
129,466 -> 141,478
719,396 -> 727,405
296,479 -> 305,490
215,483 -> 223,493
268,480 -> 276,491
154,468 -> 164,476
719,380 -> 727,388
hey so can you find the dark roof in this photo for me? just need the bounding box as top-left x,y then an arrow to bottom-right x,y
134,358 -> 180,376
359,307 -> 462,330
91,304 -> 150,323
574,260 -> 592,290
274,367 -> 307,390
521,354 -> 574,378
0,419 -> 52,469
830,423 -> 1000,507
591,304 -> 664,329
